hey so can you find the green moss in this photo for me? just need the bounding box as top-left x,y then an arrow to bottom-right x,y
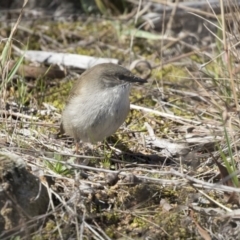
43,80 -> 73,109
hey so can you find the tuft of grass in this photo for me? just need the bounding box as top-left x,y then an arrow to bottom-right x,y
44,153 -> 73,175
0,0 -> 28,100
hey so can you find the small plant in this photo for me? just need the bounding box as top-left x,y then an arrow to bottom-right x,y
45,153 -> 73,175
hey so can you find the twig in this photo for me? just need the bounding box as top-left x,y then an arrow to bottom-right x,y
0,110 -> 39,120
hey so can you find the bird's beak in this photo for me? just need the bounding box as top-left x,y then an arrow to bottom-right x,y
119,74 -> 147,84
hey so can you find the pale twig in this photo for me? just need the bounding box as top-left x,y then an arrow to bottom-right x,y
130,104 -> 202,125
84,222 -> 105,240
0,110 -> 39,120
197,189 -> 232,212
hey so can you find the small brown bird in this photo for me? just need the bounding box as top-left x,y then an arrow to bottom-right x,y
61,63 -> 146,149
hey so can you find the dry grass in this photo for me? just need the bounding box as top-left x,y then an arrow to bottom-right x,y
1,0 -> 240,239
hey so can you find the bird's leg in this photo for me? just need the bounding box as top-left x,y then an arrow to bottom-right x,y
74,140 -> 81,154
74,140 -> 90,166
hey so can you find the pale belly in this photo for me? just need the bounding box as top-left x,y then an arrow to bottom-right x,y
62,85 -> 130,142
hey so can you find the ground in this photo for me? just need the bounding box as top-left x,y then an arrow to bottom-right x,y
1,1 -> 240,239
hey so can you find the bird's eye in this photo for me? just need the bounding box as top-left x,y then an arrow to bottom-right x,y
118,74 -> 128,81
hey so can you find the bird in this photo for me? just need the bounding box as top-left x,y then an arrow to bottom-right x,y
60,63 -> 147,150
